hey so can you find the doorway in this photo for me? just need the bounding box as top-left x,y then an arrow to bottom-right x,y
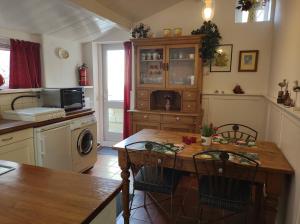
102,44 -> 124,146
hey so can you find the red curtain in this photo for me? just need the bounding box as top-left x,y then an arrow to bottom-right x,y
9,39 -> 41,88
123,41 -> 132,139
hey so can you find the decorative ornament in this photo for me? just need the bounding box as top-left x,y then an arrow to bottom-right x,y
236,0 -> 270,22
233,84 -> 245,94
293,80 -> 300,111
191,21 -> 222,65
277,79 -> 287,104
131,23 -> 151,38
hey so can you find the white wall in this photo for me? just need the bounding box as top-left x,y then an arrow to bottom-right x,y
265,0 -> 300,223
203,94 -> 267,139
268,0 -> 300,100
41,35 -> 83,88
0,27 -> 41,43
139,0 -> 273,95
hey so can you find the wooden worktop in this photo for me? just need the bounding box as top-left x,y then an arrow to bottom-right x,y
0,109 -> 94,135
0,160 -> 121,224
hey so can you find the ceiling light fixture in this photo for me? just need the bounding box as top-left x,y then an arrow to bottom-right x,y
202,0 -> 215,21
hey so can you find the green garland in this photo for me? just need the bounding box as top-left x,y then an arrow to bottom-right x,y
191,21 -> 222,64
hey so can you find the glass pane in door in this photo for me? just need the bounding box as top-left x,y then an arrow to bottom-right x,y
102,44 -> 124,145
139,48 -> 164,85
168,47 -> 196,86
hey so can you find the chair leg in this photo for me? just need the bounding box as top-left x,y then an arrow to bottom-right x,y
130,189 -> 135,210
144,191 -> 147,207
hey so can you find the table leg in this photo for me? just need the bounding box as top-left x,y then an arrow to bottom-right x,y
121,167 -> 130,224
264,174 -> 284,224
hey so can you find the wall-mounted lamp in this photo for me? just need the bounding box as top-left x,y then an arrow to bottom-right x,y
202,0 -> 215,21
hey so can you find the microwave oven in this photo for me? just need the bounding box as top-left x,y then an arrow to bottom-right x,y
41,88 -> 85,111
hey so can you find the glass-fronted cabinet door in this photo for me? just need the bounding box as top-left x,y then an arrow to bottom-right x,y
137,46 -> 165,88
166,44 -> 199,89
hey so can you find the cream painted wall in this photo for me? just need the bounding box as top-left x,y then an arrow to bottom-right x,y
0,27 -> 41,43
139,0 -> 273,95
265,0 -> 300,223
268,0 -> 300,101
41,35 -> 83,88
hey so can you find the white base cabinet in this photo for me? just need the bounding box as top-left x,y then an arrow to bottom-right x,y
0,129 -> 35,165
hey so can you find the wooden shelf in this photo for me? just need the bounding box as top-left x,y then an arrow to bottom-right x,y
169,58 -> 194,61
141,60 -> 163,62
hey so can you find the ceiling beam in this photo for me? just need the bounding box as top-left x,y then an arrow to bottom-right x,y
68,0 -> 132,29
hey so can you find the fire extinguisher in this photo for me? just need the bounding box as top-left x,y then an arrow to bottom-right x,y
78,63 -> 88,86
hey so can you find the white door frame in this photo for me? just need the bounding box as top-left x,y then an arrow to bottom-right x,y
100,43 -> 124,146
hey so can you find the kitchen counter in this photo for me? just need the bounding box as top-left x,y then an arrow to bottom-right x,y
0,160 -> 122,224
0,108 -> 94,135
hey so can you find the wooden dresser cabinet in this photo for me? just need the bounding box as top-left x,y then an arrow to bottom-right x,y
130,35 -> 203,135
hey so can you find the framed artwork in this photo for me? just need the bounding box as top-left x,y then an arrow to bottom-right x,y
210,44 -> 233,72
238,50 -> 259,72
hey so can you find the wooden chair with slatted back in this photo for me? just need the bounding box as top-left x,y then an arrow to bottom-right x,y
216,123 -> 258,142
193,150 -> 259,223
125,141 -> 180,218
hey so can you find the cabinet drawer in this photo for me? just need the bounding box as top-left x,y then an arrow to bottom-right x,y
161,115 -> 194,124
161,124 -> 195,133
133,113 -> 161,122
132,122 -> 160,134
182,102 -> 197,113
136,90 -> 149,100
136,100 -> 149,110
0,128 -> 33,147
183,91 -> 197,101
0,138 -> 35,165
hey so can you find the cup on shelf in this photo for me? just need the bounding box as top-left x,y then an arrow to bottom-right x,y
174,28 -> 182,37
147,53 -> 152,60
152,52 -> 158,60
141,54 -> 146,61
163,28 -> 172,37
189,53 -> 195,59
179,53 -> 184,59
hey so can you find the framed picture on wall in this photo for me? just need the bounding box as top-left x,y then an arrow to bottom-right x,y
210,44 -> 233,72
238,50 -> 259,72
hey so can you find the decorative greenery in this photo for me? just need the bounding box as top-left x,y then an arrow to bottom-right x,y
191,21 -> 222,64
201,124 -> 216,137
131,23 -> 151,38
236,0 -> 269,11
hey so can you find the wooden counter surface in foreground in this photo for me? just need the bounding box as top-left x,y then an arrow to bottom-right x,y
0,160 -> 122,224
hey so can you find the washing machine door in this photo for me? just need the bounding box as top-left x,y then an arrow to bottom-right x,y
77,129 -> 94,156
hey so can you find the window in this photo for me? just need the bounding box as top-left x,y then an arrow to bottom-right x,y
0,43 -> 10,89
235,0 -> 272,23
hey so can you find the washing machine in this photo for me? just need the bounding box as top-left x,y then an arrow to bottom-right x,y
70,115 -> 97,173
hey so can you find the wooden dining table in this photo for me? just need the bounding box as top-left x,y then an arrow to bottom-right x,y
113,129 -> 294,224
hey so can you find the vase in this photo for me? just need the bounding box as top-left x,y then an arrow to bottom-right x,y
247,8 -> 256,22
165,99 -> 171,111
201,136 -> 212,146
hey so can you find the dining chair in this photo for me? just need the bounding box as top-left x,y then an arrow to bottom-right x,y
216,123 -> 258,142
192,150 -> 259,223
125,141 -> 180,218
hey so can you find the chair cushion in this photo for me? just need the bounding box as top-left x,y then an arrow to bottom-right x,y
199,176 -> 252,212
134,166 -> 179,194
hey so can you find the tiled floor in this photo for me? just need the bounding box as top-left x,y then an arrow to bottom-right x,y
85,147 -> 250,224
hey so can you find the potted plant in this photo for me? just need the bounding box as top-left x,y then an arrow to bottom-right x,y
191,21 -> 222,66
200,124 -> 216,146
236,0 -> 270,22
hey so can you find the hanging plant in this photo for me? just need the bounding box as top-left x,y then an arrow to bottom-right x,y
131,23 -> 151,38
191,21 -> 222,65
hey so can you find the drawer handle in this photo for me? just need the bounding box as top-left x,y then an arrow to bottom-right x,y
188,94 -> 191,97
176,117 -> 180,121
143,115 -> 148,119
1,137 -> 13,142
187,105 -> 191,108
140,103 -> 144,106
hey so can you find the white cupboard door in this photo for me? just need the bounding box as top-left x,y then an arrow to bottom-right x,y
36,125 -> 72,170
0,138 -> 35,165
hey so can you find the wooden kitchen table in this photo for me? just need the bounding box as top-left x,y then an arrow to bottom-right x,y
113,129 -> 294,224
